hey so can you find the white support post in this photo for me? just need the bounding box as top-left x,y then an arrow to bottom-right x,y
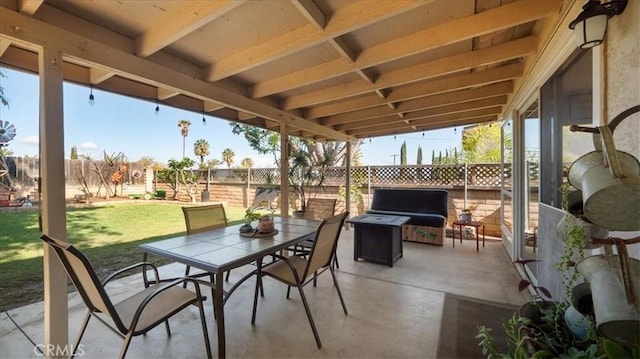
345,141 -> 351,222
40,46 -> 69,357
464,162 -> 468,210
279,123 -> 289,217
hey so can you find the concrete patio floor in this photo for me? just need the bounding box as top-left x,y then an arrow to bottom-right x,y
1,230 -> 528,358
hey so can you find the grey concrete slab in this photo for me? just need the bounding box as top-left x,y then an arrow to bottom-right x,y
1,230 -> 528,358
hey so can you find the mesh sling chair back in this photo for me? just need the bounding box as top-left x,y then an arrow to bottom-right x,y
296,198 -> 340,268
181,204 -> 230,282
182,203 -> 228,233
40,234 -> 212,359
251,212 -> 349,349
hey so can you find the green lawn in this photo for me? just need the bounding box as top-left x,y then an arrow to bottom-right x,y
0,203 -> 254,311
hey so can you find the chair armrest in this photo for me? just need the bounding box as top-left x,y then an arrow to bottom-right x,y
128,277 -> 206,331
102,262 -> 160,286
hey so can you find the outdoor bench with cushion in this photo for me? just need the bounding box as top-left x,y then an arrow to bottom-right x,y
366,188 -> 448,245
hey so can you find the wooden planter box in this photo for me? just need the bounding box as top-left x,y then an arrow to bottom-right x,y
402,224 -> 444,246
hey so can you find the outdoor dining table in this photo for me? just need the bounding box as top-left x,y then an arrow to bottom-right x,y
138,217 -> 319,358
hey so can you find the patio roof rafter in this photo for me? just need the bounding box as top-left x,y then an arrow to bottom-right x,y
334,96 -> 508,131
0,7 -> 353,142
322,83 -> 513,126
251,0 -> 559,99
282,36 -> 537,110
343,106 -> 503,136
205,0 -> 429,82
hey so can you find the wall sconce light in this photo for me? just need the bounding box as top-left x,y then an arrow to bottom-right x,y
569,0 -> 627,49
88,87 -> 95,106
154,100 -> 160,116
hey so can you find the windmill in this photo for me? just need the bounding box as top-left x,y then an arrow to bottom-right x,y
0,120 -> 17,190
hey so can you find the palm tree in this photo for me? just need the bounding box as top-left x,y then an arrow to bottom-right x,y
177,120 -> 191,158
193,139 -> 210,165
240,157 -> 254,168
222,148 -> 235,168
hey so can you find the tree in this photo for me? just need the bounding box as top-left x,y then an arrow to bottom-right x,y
230,123 -> 363,167
0,70 -> 9,108
156,158 -> 198,201
193,139 -> 210,165
240,157 -> 254,168
400,141 -> 407,165
177,120 -> 191,158
462,123 -> 504,163
222,148 -> 235,168
417,146 -> 423,165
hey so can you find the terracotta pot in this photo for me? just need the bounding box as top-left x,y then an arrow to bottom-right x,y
257,216 -> 274,233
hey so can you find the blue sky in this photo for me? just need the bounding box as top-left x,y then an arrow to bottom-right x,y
0,67 -> 464,167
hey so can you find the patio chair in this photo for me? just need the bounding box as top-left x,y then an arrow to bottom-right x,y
40,234 -> 212,359
251,212 -> 349,349
181,204 -> 229,282
294,198 -> 340,269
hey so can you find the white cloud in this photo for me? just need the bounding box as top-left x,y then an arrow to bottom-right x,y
21,135 -> 39,145
79,141 -> 98,150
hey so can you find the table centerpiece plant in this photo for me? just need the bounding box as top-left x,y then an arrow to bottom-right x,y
240,206 -> 261,233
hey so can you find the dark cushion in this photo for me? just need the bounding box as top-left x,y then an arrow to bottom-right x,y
366,209 -> 446,227
369,189 -> 449,218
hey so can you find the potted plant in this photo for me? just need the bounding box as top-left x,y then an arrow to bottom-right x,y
513,259 -> 553,324
459,208 -> 473,223
478,260 -> 603,358
556,183 -> 608,249
240,206 -> 260,233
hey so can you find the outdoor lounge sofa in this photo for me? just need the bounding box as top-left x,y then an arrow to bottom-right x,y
367,188 -> 448,245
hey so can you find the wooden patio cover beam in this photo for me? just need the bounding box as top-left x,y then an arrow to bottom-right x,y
0,7 -> 353,142
252,0 -> 560,99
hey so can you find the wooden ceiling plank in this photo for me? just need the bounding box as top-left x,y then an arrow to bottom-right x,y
329,81 -> 512,126
351,115 -> 498,138
387,63 -> 521,102
0,39 -> 10,56
18,0 -> 43,16
206,0 -> 426,81
89,67 -> 114,84
322,81 -> 512,126
335,96 -> 507,131
0,7 -> 352,141
251,0 -> 559,98
306,64 -> 521,119
157,87 -> 181,100
304,93 -> 383,119
135,1 -> 243,57
203,100 -> 224,112
347,112 -> 499,137
283,37 -> 535,110
238,111 -> 257,120
292,0 -> 326,30
330,37 -> 357,63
